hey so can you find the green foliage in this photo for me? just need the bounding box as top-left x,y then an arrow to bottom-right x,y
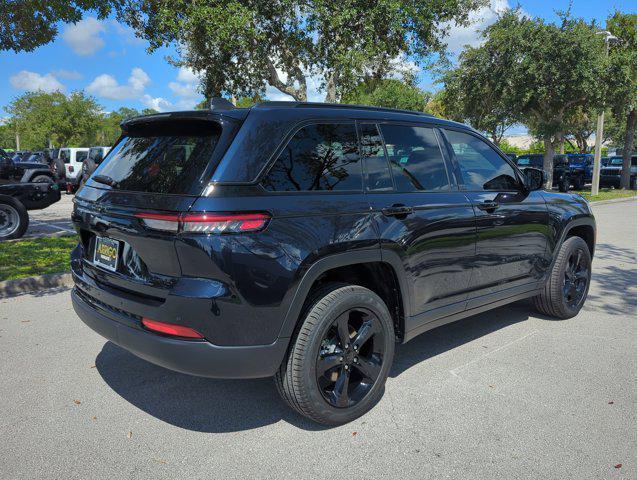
341,78 -> 431,111
117,0 -> 484,102
605,12 -> 637,187
0,1 -> 113,52
5,91 -> 102,149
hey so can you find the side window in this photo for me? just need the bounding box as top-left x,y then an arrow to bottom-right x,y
262,123 -> 361,192
445,130 -> 519,191
379,124 -> 450,192
76,151 -> 88,162
60,150 -> 70,164
359,124 -> 392,192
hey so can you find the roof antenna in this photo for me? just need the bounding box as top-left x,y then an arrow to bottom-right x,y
208,97 -> 235,110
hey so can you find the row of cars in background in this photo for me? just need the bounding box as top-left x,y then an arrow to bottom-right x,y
509,153 -> 637,191
0,146 -> 109,240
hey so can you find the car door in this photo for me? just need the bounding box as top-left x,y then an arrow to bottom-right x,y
360,122 -> 477,328
441,128 -> 550,304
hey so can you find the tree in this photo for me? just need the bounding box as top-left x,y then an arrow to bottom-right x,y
341,78 -> 431,111
606,12 -> 637,189
450,11 -> 607,186
439,38 -> 518,146
117,0 -> 484,102
0,1 -> 114,52
563,107 -> 596,153
5,91 -> 103,149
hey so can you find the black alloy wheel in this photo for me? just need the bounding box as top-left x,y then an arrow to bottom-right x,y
316,308 -> 385,408
563,249 -> 589,309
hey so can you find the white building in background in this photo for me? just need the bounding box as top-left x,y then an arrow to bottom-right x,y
502,134 -> 537,149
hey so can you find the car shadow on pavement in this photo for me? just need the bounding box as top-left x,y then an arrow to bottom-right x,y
95,301 -> 532,433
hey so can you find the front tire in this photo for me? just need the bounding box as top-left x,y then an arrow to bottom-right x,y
533,236 -> 591,319
275,283 -> 395,425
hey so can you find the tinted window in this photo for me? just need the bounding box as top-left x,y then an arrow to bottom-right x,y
94,125 -> 221,194
76,151 -> 88,162
262,123 -> 361,192
445,130 -> 519,191
60,150 -> 70,164
380,125 -> 449,191
89,148 -> 104,164
359,124 -> 392,191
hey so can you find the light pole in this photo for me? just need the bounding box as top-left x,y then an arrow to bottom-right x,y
591,31 -> 619,196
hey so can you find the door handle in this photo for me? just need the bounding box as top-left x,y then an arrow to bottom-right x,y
477,201 -> 499,212
381,204 -> 413,218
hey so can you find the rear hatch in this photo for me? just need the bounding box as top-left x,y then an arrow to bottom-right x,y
72,110 -> 246,300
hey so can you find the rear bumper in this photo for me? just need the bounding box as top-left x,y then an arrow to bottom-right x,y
72,288 -> 289,378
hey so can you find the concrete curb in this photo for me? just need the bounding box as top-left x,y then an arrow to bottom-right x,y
0,272 -> 73,299
589,196 -> 637,206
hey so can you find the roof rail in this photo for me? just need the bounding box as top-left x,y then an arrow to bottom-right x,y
253,101 -> 434,117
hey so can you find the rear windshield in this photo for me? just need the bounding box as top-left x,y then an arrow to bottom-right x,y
94,121 -> 221,194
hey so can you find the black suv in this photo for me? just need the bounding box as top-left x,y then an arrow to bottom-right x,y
71,103 -> 595,425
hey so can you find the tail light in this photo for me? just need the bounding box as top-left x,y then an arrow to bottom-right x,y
134,212 -> 270,234
142,318 -> 204,339
68,166 -> 74,173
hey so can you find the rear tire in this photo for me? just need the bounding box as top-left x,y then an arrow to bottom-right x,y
275,283 -> 395,425
533,236 -> 591,319
0,196 -> 29,240
572,176 -> 584,190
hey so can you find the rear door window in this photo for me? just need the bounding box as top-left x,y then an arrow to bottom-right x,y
379,124 -> 450,192
359,124 -> 393,192
261,123 -> 361,192
94,122 -> 222,194
76,151 -> 88,163
60,149 -> 70,164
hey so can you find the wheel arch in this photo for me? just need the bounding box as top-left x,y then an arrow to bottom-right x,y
278,250 -> 410,342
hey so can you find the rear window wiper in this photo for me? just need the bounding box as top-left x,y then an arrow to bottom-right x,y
92,174 -> 119,188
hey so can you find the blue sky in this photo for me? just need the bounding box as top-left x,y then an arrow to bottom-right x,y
1,0 -> 634,115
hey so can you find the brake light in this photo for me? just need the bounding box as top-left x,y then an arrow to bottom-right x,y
142,318 -> 204,339
134,212 -> 270,234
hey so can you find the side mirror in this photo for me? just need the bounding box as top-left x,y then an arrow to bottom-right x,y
523,167 -> 545,191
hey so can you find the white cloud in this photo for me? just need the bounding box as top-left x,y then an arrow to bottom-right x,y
442,0 -> 509,55
10,70 -> 65,92
52,69 -> 83,80
62,17 -> 106,56
140,94 -> 173,111
86,67 -> 150,100
168,67 -> 200,100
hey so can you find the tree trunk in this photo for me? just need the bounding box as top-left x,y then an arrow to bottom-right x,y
15,131 -> 20,151
324,71 -> 340,103
620,108 -> 637,190
543,135 -> 555,189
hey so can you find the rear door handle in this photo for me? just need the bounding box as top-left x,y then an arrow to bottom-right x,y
381,204 -> 413,217
477,201 -> 499,212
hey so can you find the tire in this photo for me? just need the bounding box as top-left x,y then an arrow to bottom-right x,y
558,176 -> 569,193
0,196 -> 29,240
533,236 -> 591,319
275,283 -> 395,425
31,174 -> 53,184
572,176 -> 583,190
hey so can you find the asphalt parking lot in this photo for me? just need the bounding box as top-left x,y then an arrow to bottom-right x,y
0,199 -> 635,479
24,194 -> 75,238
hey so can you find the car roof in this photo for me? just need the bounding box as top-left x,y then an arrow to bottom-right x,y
123,101 -> 469,131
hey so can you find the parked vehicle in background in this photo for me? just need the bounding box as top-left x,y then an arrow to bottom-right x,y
59,147 -> 89,193
506,153 -> 517,162
11,151 -> 32,162
600,155 -> 637,189
80,146 -> 111,188
71,103 -> 596,425
565,154 -> 593,188
0,154 -> 56,184
25,152 -> 45,164
0,165 -> 61,240
515,154 -> 570,191
601,157 -> 610,167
